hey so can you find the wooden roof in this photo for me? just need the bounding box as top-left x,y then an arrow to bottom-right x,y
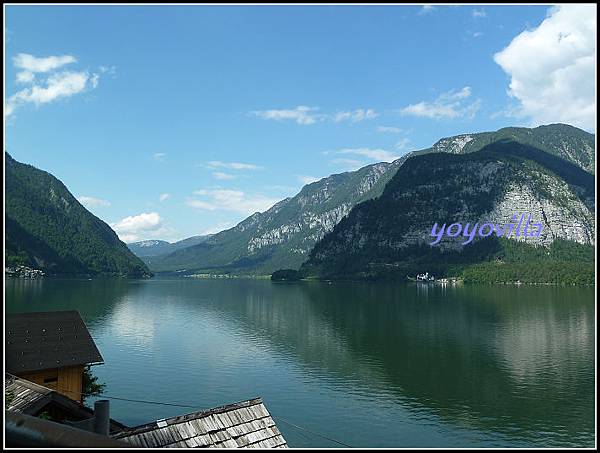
5,373 -> 52,414
6,311 -> 104,374
114,397 -> 288,448
5,374 -> 127,434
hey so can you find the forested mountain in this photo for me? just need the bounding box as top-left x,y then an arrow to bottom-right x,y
301,140 -> 595,284
147,123 -> 594,277
147,159 -> 406,275
5,153 -> 151,277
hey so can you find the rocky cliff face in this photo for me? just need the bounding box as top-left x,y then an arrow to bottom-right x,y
303,140 -> 595,278
148,123 -> 594,276
148,159 -> 404,274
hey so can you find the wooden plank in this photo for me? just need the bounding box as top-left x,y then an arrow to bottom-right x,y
194,434 -> 210,447
190,417 -> 208,435
226,409 -> 242,426
237,407 -> 254,423
215,413 -> 232,429
221,438 -> 239,448
235,435 -> 251,447
167,425 -> 184,442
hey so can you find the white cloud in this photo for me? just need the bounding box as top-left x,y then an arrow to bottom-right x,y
212,171 -> 235,180
90,73 -> 100,89
377,126 -> 403,133
13,53 -> 76,73
400,86 -> 481,119
419,5 -> 436,15
327,146 -> 403,171
201,222 -> 235,235
99,65 -> 117,76
6,53 -> 104,118
251,106 -> 320,125
159,193 -> 170,202
335,147 -> 400,162
330,158 -> 367,172
394,138 -> 411,150
6,70 -> 98,117
16,71 -> 35,83
472,8 -> 487,18
154,152 -> 166,162
251,106 -> 378,125
185,199 -> 217,211
186,189 -> 280,215
494,5 -> 596,131
111,212 -> 165,242
207,161 -> 261,171
297,175 -> 321,185
77,196 -> 111,208
332,109 -> 378,123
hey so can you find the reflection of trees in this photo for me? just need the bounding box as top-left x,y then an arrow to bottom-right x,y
295,283 -> 595,446
6,279 -> 593,446
172,280 -> 594,446
5,278 -> 135,328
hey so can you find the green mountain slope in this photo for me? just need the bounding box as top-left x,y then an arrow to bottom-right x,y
148,123 -> 594,277
5,153 -> 151,277
301,140 -> 595,284
148,159 -> 405,275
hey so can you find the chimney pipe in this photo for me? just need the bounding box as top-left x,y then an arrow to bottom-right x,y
93,399 -> 110,436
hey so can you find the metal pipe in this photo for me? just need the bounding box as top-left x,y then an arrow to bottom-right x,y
93,399 -> 110,436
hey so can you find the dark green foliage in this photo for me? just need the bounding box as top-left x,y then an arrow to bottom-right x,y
82,366 -> 106,403
461,261 -> 594,285
271,269 -> 303,281
5,153 -> 151,277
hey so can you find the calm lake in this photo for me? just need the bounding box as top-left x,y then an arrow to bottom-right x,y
5,278 -> 595,447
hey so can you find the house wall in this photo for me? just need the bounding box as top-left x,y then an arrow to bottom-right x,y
19,365 -> 85,402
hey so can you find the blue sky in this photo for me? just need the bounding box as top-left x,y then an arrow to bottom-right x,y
5,5 -> 596,242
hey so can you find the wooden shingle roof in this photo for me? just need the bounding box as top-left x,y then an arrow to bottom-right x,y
6,311 -> 104,374
5,374 -> 127,434
5,373 -> 52,414
114,397 -> 288,448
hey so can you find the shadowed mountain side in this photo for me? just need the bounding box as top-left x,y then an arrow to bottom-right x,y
5,153 -> 151,277
301,141 -> 595,281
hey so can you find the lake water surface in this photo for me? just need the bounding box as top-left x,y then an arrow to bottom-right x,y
5,278 -> 595,447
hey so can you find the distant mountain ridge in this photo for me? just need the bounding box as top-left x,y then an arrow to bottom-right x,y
146,123 -> 594,277
417,123 -> 595,173
128,235 -> 212,258
5,153 -> 151,277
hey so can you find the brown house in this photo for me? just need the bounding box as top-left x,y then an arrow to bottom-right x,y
6,311 -> 104,402
5,373 -> 127,435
